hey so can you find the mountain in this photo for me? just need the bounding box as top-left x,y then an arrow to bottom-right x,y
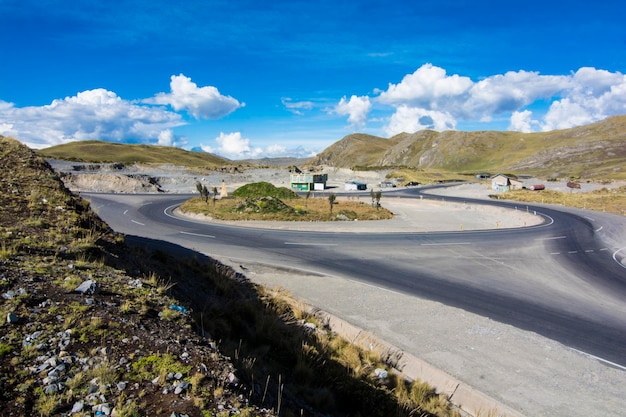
36,140 -> 231,167
307,115 -> 626,179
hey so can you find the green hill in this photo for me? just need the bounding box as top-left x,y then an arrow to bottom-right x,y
36,140 -> 231,167
307,115 -> 626,179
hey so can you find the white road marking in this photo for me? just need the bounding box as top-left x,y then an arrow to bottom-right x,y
420,242 -> 470,246
180,231 -> 215,239
568,251 -> 578,254
536,235 -> 566,241
612,247 -> 626,270
123,209 -> 128,215
284,242 -> 338,246
595,226 -> 603,232
550,252 -> 561,255
570,348 -> 626,371
131,220 -> 145,226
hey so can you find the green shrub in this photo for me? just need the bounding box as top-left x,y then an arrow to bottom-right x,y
232,182 -> 299,199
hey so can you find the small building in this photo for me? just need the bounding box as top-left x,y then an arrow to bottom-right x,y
345,181 -> 367,191
491,174 -> 523,191
290,173 -> 328,191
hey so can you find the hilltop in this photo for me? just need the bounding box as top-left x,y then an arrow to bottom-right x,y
307,115 -> 626,180
37,140 -> 232,168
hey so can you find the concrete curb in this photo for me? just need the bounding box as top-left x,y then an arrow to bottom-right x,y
312,308 -> 525,417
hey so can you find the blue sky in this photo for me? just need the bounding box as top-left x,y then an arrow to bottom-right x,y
1,0 -> 625,159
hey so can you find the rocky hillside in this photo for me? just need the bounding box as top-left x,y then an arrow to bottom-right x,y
0,136 -> 277,416
1,136 -> 459,417
307,115 -> 626,179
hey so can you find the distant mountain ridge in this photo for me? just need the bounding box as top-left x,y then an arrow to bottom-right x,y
307,115 -> 626,179
33,115 -> 626,179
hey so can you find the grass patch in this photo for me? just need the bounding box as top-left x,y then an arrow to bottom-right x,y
181,195 -> 393,221
231,181 -> 298,199
492,186 -> 626,216
131,353 -> 192,384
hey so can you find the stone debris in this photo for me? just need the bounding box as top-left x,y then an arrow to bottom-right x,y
74,279 -> 99,295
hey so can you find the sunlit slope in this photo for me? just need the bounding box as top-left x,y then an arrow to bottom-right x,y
37,140 -> 230,167
308,133 -> 403,168
308,115 -> 626,179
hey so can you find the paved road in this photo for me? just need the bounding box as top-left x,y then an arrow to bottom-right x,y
83,188 -> 626,417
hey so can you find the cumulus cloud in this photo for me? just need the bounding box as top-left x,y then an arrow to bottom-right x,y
374,64 -> 626,135
200,132 -> 317,160
147,74 -> 244,119
201,132 -> 261,159
384,106 -> 456,136
378,64 -> 473,109
333,95 -> 371,129
157,129 -> 186,147
508,110 -> 536,133
0,90 -> 185,148
540,68 -> 626,131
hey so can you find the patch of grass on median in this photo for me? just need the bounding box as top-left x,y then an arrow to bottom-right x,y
180,195 -> 393,221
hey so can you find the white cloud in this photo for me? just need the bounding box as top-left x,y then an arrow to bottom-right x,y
282,98 -> 314,115
266,144 -> 287,155
374,64 -> 626,135
377,64 -> 472,108
200,132 -> 318,160
333,95 -> 371,129
147,74 -> 244,119
0,90 -> 185,149
385,106 -> 456,136
540,68 -> 626,131
157,129 -> 175,146
508,110 -> 535,133
463,70 -> 569,120
201,132 -> 261,159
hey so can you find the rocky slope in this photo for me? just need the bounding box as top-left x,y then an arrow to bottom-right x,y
307,115 -> 626,179
0,136 -> 277,416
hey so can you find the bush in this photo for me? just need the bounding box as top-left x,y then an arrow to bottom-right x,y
232,182 -> 299,200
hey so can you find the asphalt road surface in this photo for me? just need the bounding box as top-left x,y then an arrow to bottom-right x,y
83,187 -> 626,417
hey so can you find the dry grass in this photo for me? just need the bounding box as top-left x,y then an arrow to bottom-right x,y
387,168 -> 477,185
36,139 -> 229,167
494,187 -> 626,216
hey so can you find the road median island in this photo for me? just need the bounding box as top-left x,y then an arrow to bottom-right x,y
175,196 -> 543,232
